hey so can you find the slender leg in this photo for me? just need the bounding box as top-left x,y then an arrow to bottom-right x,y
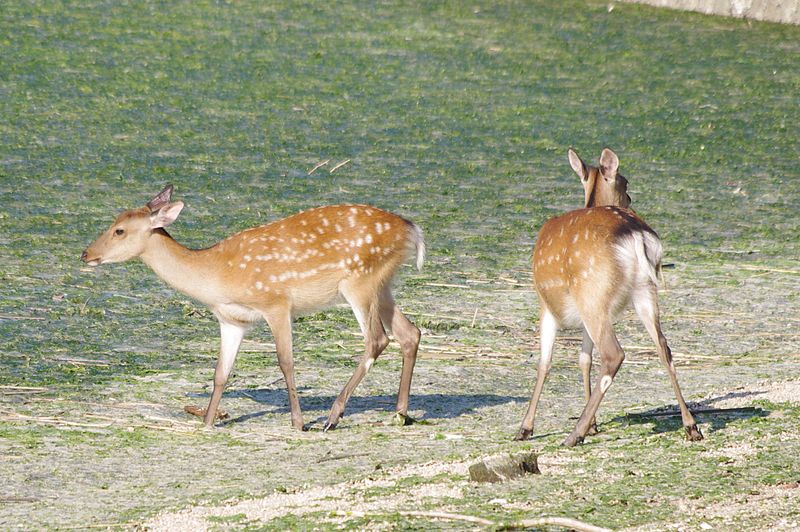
197,319 -> 246,426
564,321 -> 624,446
515,308 -> 558,440
324,290 -> 389,431
379,286 -> 420,424
633,287 -> 703,441
578,328 -> 598,435
264,309 -> 304,431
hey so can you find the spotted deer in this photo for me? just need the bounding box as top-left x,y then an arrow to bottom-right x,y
82,185 -> 424,431
516,148 -> 703,446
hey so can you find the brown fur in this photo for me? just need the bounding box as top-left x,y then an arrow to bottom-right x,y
517,149 -> 702,446
83,186 -> 424,431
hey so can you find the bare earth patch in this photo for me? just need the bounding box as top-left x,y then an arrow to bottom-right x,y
144,380 -> 800,531
699,380 -> 800,408
145,459 -> 470,531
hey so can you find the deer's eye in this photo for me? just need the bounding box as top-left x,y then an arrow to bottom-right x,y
114,228 -> 125,236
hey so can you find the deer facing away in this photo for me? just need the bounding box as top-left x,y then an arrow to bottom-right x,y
516,148 -> 703,446
82,185 -> 424,431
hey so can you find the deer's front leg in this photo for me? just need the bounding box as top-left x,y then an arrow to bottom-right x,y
185,319 -> 246,426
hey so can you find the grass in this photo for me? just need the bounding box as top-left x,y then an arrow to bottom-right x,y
1,0 -> 799,529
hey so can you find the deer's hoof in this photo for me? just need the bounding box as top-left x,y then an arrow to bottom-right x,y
393,412 -> 416,426
562,433 -> 585,447
514,428 -> 532,441
685,424 -> 704,441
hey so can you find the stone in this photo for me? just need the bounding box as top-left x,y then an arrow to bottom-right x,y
468,451 -> 540,483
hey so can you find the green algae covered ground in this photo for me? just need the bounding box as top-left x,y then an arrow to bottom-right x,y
1,1 -> 799,529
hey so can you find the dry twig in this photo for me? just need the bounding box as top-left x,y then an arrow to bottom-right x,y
0,315 -> 45,321
336,510 -> 610,531
307,159 -> 330,175
502,516 -> 611,531
329,159 -> 351,173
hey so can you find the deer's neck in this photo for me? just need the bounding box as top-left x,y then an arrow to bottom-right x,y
140,230 -> 225,306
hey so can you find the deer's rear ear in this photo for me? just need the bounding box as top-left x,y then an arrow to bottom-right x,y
599,148 -> 619,179
568,149 -> 588,181
147,184 -> 175,212
150,201 -> 184,229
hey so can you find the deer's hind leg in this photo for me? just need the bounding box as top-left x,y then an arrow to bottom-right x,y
516,307 -> 558,440
565,316 -> 624,447
633,284 -> 703,441
378,285 -> 420,425
324,279 -> 390,431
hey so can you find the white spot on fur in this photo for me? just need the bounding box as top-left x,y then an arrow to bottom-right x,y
600,375 -> 613,393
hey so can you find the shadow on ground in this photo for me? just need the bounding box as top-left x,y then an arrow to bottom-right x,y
616,390 -> 770,435
186,388 -> 529,427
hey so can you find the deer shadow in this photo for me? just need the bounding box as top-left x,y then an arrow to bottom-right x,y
187,387 -> 528,428
615,389 -> 770,436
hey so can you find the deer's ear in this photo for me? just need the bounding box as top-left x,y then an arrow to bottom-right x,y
150,201 -> 184,229
599,148 -> 619,180
147,184 -> 175,212
568,149 -> 588,181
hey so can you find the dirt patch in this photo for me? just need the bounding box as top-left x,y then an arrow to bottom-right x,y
642,484 -> 800,532
699,380 -> 800,409
145,459 -> 470,531
143,380 -> 800,531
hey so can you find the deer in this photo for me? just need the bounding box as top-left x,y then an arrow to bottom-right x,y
516,148 -> 703,447
81,185 -> 424,432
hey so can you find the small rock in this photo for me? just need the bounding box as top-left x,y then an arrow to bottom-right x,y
469,451 -> 539,483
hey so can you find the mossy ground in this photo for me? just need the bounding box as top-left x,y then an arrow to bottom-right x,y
1,1 -> 798,529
